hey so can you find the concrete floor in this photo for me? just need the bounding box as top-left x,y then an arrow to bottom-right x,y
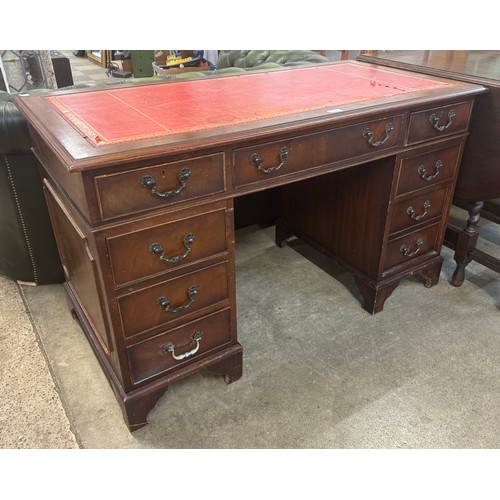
1,51 -> 499,452
1,206 -> 499,449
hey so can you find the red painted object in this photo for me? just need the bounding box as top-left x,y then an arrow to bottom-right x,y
45,63 -> 449,147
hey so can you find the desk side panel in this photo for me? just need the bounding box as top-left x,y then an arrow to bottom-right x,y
31,125 -> 93,223
43,180 -> 114,358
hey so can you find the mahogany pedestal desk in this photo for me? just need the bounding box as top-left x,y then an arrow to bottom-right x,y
14,62 -> 484,430
358,51 -> 500,289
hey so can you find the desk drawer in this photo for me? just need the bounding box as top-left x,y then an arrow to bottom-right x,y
118,261 -> 230,339
233,115 -> 403,188
389,187 -> 448,235
384,223 -> 440,271
127,308 -> 232,385
407,101 -> 472,145
107,207 -> 228,287
95,153 -> 225,221
395,143 -> 461,196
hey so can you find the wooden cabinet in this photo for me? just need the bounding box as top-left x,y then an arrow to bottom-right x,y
14,62 -> 484,431
357,51 -> 500,285
42,178 -> 240,431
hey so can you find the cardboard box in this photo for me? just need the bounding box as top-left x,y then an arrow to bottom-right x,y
122,59 -> 133,72
154,50 -> 170,65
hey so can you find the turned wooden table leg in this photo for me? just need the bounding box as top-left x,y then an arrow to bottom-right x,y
451,201 -> 484,287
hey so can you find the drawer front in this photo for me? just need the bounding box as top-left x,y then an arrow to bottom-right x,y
395,143 -> 461,196
406,101 -> 472,145
128,308 -> 232,385
118,262 -> 230,339
389,187 -> 448,235
233,115 -> 403,188
107,208 -> 228,287
384,223 -> 440,271
95,153 -> 225,221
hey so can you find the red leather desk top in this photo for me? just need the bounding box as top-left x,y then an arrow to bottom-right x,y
45,63 -> 450,147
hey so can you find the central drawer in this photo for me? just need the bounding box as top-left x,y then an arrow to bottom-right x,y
118,261 -> 230,339
233,115 -> 404,188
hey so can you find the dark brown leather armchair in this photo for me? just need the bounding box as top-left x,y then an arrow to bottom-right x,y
216,50 -> 329,69
0,92 -> 64,283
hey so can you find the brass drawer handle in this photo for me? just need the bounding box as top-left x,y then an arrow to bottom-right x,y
250,147 -> 289,174
417,160 -> 442,181
363,122 -> 394,147
149,233 -> 195,264
407,200 -> 431,221
157,285 -> 198,313
141,167 -> 191,198
430,110 -> 455,132
400,237 -> 424,257
163,331 -> 203,361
